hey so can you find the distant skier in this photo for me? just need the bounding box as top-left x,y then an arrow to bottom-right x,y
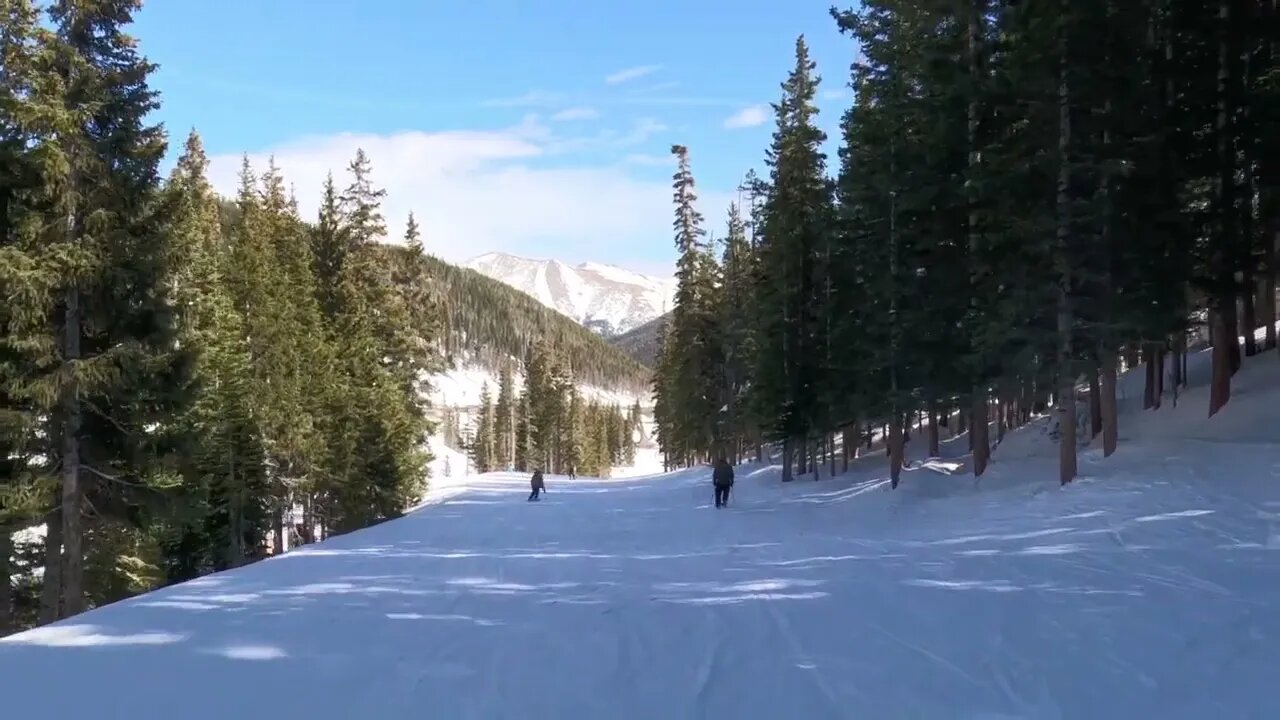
528,469 -> 545,501
568,465 -> 576,480
712,457 -> 734,508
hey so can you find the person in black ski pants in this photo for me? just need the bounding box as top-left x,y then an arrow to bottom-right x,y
528,469 -> 545,501
712,457 -> 734,508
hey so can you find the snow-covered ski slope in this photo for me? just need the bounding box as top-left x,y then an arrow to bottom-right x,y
4,357 -> 1280,718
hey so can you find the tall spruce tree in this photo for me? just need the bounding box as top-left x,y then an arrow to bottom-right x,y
494,364 -> 515,470
30,0 -> 193,618
658,144 -> 722,465
753,36 -> 834,481
165,132 -> 265,577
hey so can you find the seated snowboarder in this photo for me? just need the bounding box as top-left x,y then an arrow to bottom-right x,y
712,457 -> 734,508
528,469 -> 545,501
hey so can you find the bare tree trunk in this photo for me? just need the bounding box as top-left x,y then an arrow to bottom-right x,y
228,488 -> 245,569
272,502 -> 285,555
1101,351 -> 1119,456
1211,0 -> 1239,389
971,390 -> 989,476
841,424 -> 852,473
1265,221 -> 1278,350
996,392 -> 1007,445
60,286 -> 84,617
1153,346 -> 1164,409
967,0 -> 988,476
1056,1 -> 1077,485
1209,307 -> 1233,415
1143,344 -> 1157,409
1243,265 -> 1259,356
39,507 -> 62,624
1088,370 -> 1102,437
927,402 -> 940,457
1171,333 -> 1184,388
828,432 -> 836,477
888,414 -> 904,489
781,439 -> 794,482
0,524 -> 13,636
301,494 -> 314,545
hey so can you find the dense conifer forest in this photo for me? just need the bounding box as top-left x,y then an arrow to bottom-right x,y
608,313 -> 668,367
409,251 -> 650,392
463,358 -> 644,478
653,1 -> 1279,484
0,0 -> 646,635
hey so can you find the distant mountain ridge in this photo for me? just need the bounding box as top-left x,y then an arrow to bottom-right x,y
464,252 -> 675,337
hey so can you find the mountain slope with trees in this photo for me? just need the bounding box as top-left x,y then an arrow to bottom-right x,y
608,312 -> 669,367
0,0 -> 647,638
400,250 -> 651,393
651,0 -> 1279,488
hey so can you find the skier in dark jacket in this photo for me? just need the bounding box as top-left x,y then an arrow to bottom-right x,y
712,458 -> 734,508
528,469 -> 545,501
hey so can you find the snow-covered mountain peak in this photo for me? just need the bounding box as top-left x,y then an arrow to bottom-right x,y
464,252 -> 675,337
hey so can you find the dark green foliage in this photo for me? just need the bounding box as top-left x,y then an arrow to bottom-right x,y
650,1 -> 1277,487
751,36 -> 836,458
607,312 -> 668,367
0,3 -> 448,632
470,383 -> 496,473
651,145 -> 724,466
493,363 -> 516,470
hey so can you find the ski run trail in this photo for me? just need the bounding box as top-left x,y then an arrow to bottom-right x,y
4,349 -> 1280,719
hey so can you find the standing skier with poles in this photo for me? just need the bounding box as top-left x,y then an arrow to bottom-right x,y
712,457 -> 734,508
528,468 -> 545,501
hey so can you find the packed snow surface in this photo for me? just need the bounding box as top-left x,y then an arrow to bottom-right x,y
5,358 -> 1280,718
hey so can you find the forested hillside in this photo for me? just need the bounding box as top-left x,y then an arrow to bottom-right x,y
0,0 -> 644,637
653,1 -> 1279,484
461,360 -> 645,478
608,313 -> 668,368
394,249 -> 651,393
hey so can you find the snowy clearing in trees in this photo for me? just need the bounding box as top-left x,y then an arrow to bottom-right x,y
3,354 -> 1279,718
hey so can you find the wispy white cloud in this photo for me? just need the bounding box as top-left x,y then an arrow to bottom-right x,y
481,90 -> 563,108
205,121 -> 731,270
538,117 -> 668,155
605,64 -> 662,85
723,105 -> 769,129
821,88 -> 850,102
551,107 -> 600,122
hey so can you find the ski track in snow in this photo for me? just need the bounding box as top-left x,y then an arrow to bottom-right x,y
5,353 -> 1280,718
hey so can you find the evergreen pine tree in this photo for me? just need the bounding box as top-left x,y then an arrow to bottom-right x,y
29,0 -> 195,617
753,36 -> 834,481
494,364 -> 515,470
165,131 -> 266,576
659,144 -> 723,464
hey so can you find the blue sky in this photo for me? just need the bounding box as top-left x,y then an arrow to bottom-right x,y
133,0 -> 857,276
